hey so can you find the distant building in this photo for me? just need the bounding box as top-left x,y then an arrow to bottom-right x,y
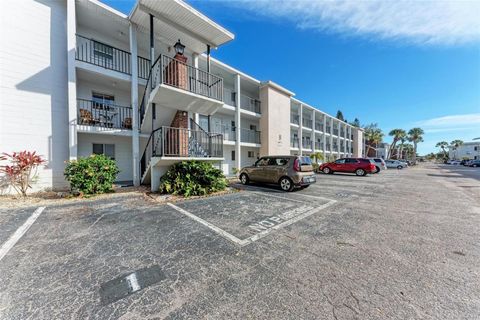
448,142 -> 480,160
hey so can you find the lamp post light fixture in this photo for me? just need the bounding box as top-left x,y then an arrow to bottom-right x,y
174,39 -> 185,55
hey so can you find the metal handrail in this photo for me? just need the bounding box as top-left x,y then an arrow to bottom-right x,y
240,128 -> 261,144
291,114 -> 300,125
240,94 -> 261,114
75,35 -> 150,79
77,99 -> 132,130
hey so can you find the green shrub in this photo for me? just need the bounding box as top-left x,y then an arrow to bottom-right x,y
159,161 -> 227,197
64,154 -> 119,195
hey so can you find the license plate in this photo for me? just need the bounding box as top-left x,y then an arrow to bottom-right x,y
304,176 -> 316,183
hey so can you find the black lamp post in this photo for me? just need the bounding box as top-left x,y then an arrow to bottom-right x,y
174,39 -> 185,55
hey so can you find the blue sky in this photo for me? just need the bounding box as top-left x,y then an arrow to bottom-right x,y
103,0 -> 480,155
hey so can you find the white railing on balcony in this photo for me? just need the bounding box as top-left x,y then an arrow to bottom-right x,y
291,114 -> 299,125
302,118 -> 313,128
241,128 -> 261,144
223,88 -> 236,106
240,94 -> 261,114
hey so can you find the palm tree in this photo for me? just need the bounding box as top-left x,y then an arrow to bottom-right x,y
397,137 -> 406,159
309,151 -> 324,164
407,127 -> 424,164
387,129 -> 406,159
402,143 -> 415,160
449,140 -> 464,160
435,141 -> 449,159
363,123 -> 384,157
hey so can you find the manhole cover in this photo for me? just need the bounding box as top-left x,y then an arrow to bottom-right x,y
99,265 -> 166,305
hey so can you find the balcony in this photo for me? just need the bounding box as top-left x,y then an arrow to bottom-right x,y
141,54 -> 224,122
241,128 -> 261,144
291,138 -> 299,148
302,140 -> 313,150
333,144 -> 339,152
77,99 -> 132,130
223,88 -> 236,106
75,35 -> 150,79
326,126 -> 331,133
240,94 -> 261,114
326,144 -> 331,151
302,118 -> 313,129
315,142 -> 323,150
315,122 -> 324,131
291,114 -> 299,125
141,126 -> 223,177
333,129 -> 339,136
340,130 -> 345,137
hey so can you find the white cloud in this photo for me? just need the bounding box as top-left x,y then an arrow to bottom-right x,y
230,0 -> 480,45
415,113 -> 480,133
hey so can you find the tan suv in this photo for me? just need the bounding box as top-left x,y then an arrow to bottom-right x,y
239,155 -> 316,191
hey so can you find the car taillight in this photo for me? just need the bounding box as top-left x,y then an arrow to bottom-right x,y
293,158 -> 300,172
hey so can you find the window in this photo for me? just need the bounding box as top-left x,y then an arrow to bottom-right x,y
247,151 -> 255,158
231,150 -> 235,161
93,143 -> 115,160
256,158 -> 269,166
298,157 -> 312,165
345,158 -> 358,163
93,42 -> 113,66
199,115 -> 209,131
231,121 -> 236,132
475,146 -> 478,151
92,92 -> 115,109
274,158 -> 289,166
335,159 -> 346,164
250,124 -> 257,131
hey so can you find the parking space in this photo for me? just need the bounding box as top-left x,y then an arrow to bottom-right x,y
169,189 -> 336,246
1,164 -> 479,319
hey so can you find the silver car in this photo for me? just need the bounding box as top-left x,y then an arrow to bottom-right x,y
385,159 -> 407,169
370,158 -> 387,173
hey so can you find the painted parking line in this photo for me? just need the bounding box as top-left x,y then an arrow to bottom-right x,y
0,206 -> 46,262
168,193 -> 337,247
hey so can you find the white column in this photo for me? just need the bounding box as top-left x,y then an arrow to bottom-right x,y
299,104 -> 303,155
337,121 -> 341,157
311,110 -> 316,151
234,74 -> 241,171
67,0 -> 77,160
323,115 -> 327,156
130,23 -> 140,186
192,53 -> 200,124
329,118 -> 334,159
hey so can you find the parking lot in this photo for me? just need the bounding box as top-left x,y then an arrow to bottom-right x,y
1,164 -> 479,319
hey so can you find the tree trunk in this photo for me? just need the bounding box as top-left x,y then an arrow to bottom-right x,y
413,142 -> 417,164
399,145 -> 403,159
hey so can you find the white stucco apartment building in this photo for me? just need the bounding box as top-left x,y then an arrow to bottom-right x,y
448,141 -> 480,160
0,0 -> 364,193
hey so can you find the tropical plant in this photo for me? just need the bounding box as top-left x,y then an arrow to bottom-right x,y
363,123 -> 384,157
407,127 -> 424,164
435,141 -> 449,159
64,154 -> 119,195
159,161 -> 227,197
387,129 -> 406,159
309,151 -> 324,164
449,140 -> 464,160
0,151 -> 46,197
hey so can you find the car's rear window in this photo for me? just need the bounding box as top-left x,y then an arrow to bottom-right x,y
359,158 -> 373,163
298,156 -> 312,165
374,159 -> 382,163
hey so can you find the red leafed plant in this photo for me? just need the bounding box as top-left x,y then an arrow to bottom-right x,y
0,151 -> 46,197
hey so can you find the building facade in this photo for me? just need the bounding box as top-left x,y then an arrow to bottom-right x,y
0,0 -> 364,193
448,142 -> 480,160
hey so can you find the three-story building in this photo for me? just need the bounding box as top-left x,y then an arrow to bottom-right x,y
0,0 -> 364,193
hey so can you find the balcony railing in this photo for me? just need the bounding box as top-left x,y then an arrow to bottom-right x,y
240,94 -> 261,114
315,142 -> 323,150
241,128 -> 261,144
216,125 -> 236,141
302,140 -> 313,150
333,145 -> 338,152
77,99 -> 132,130
326,126 -> 331,133
291,114 -> 299,125
223,88 -> 236,106
333,129 -> 339,136
326,144 -> 331,151
302,118 -> 313,128
315,122 -> 324,131
151,55 -> 223,101
291,138 -> 299,148
140,126 -> 223,178
340,130 -> 345,137
75,35 -> 150,79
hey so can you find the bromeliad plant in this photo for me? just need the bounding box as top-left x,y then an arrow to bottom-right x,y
159,161 -> 227,197
0,151 -> 46,197
64,154 -> 119,195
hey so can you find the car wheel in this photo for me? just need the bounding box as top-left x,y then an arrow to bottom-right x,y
397,165 -> 403,169
474,164 -> 479,167
240,173 -> 249,185
375,166 -> 380,173
279,177 -> 294,192
323,167 -> 332,174
355,168 -> 366,176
